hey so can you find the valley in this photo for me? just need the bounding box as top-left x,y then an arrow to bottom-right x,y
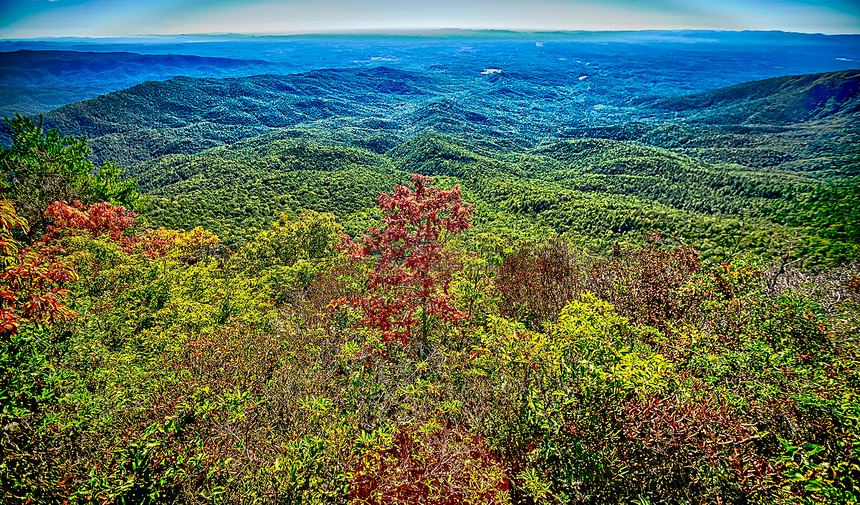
2,30 -> 860,504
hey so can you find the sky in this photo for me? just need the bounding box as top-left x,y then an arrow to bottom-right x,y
1,0 -> 859,38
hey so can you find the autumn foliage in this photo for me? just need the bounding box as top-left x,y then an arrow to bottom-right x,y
339,173 -> 473,345
0,200 -> 77,337
44,200 -> 136,242
2,170 -> 860,504
350,423 -> 510,504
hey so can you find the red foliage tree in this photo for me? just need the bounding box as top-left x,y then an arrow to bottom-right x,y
339,174 -> 472,346
44,200 -> 136,246
0,200 -> 77,337
0,199 -> 153,338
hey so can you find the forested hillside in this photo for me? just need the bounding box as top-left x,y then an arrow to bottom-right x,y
645,70 -> 860,125
0,50 -> 278,117
11,58 -> 851,265
2,30 -> 860,504
118,129 -> 854,265
2,115 -> 860,504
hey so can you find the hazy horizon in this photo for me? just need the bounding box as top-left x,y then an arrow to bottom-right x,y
3,27 -> 860,41
2,0 -> 859,39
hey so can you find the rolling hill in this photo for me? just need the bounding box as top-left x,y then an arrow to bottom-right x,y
0,50 -> 279,117
39,68 -> 455,165
2,43 -> 856,263
3,34 -> 860,504
644,69 -> 860,125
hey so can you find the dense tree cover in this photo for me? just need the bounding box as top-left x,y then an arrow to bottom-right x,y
643,70 -> 860,126
22,62 -> 857,263
559,121 -> 860,178
2,62 -> 859,500
34,51 -> 859,177
2,162 -> 859,503
124,130 -> 856,265
129,140 -> 396,249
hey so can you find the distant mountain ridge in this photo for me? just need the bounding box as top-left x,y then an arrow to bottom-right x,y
33,65 -> 860,177
40,67 -> 449,165
0,50 -> 273,87
646,69 -> 860,124
46,67 -> 437,133
0,50 -> 280,116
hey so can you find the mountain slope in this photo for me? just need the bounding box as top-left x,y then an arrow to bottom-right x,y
45,67 -> 439,135
0,50 -> 278,117
125,131 -> 857,264
646,69 -> 860,125
38,67 -> 446,166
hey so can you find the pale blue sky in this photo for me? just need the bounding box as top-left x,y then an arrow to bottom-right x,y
1,0 -> 859,38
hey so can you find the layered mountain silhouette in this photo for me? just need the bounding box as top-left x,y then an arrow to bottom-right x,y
35,66 -> 860,174
0,50 -> 278,116
645,69 -> 860,125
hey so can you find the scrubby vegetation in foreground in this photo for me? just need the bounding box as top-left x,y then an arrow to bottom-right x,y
2,121 -> 860,505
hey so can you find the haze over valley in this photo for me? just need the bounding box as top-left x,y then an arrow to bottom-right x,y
3,4 -> 860,502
